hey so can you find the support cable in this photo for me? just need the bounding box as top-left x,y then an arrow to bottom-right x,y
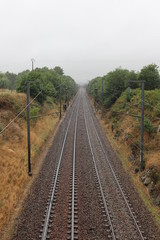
0,91 -> 42,135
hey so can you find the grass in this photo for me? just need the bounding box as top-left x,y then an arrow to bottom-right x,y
0,91 -> 59,238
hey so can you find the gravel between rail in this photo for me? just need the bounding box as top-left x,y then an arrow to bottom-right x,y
12,88 -> 160,240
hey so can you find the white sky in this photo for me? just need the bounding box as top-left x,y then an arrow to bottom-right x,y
0,0 -> 160,84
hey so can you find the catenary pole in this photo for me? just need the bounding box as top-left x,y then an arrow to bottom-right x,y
102,77 -> 104,117
59,82 -> 62,119
140,82 -> 145,171
31,58 -> 35,71
128,80 -> 145,171
27,80 -> 32,176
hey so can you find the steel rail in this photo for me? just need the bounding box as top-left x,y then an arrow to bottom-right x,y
83,99 -> 117,240
85,94 -> 145,240
71,99 -> 79,240
41,95 -> 79,240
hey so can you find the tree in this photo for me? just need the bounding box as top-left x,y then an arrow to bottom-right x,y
16,67 -> 77,104
87,68 -> 139,108
103,68 -> 130,107
62,75 -> 77,99
54,66 -> 64,76
0,72 -> 9,89
16,71 -> 44,104
87,77 -> 102,103
128,71 -> 139,89
139,64 -> 160,90
5,72 -> 17,90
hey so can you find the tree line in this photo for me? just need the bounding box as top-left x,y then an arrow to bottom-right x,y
87,64 -> 160,108
0,66 -> 78,104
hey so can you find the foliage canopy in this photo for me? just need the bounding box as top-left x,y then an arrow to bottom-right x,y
16,67 -> 77,104
139,64 -> 160,90
87,64 -> 160,108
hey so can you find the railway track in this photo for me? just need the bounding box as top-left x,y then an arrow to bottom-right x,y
40,90 -> 147,240
84,102 -> 116,239
83,92 -> 147,240
67,97 -> 79,240
12,88 -> 160,240
40,93 -> 80,240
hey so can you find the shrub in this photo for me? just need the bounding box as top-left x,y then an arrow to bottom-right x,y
0,122 -> 3,132
151,171 -> 159,184
144,118 -> 154,134
46,96 -> 53,105
130,140 -> 140,158
30,107 -> 40,123
117,103 -> 126,110
154,103 -> 160,118
125,90 -> 133,102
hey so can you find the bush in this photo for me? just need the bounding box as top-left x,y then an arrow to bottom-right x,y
0,122 -> 3,132
139,64 -> 160,90
125,90 -> 133,102
46,96 -> 54,109
30,106 -> 40,123
154,103 -> 160,117
144,118 -> 154,134
16,68 -> 77,104
46,96 -> 53,105
151,170 -> 159,184
130,140 -> 140,158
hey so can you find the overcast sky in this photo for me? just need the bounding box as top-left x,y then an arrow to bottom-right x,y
0,0 -> 160,84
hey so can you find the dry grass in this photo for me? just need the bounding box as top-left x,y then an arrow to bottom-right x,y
0,92 -> 59,237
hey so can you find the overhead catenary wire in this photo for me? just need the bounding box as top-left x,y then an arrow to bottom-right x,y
86,96 -> 142,153
30,111 -> 65,120
89,84 -> 160,159
91,84 -> 160,120
88,88 -> 152,154
90,85 -> 160,115
27,79 -> 64,90
0,79 -> 74,135
0,90 -> 42,135
86,102 -> 143,153
0,83 -> 73,135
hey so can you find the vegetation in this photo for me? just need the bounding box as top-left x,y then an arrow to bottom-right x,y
0,72 -> 17,90
87,64 -> 160,220
87,63 -> 160,108
0,66 -> 77,105
0,65 -> 77,238
94,86 -> 160,225
1,62 -> 160,235
144,117 -> 154,134
139,64 -> 160,90
16,67 -> 77,104
87,68 -> 139,108
0,91 -> 60,238
0,122 -> 3,131
30,106 -> 40,123
0,72 -> 9,89
54,66 -> 64,75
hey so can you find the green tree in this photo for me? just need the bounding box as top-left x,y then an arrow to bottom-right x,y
5,72 -> 17,90
87,77 -> 102,100
139,64 -> 160,90
16,71 -> 44,103
103,68 -> 130,107
16,67 -> 77,104
128,70 -> 139,89
87,68 -> 139,108
54,66 -> 64,75
0,72 -> 9,89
